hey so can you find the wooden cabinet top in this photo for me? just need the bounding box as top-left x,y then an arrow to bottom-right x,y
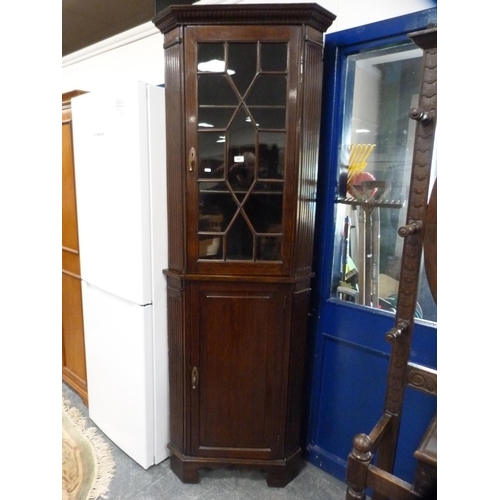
153,3 -> 335,35
62,90 -> 87,109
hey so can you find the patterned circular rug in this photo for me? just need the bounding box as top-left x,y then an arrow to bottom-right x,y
62,397 -> 115,500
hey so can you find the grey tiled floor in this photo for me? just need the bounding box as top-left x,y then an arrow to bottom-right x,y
62,382 -> 348,500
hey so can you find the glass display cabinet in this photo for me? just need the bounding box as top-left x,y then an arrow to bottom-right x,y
153,3 -> 335,487
332,42 -> 437,322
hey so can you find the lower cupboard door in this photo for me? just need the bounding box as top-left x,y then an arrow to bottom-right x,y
189,282 -> 286,460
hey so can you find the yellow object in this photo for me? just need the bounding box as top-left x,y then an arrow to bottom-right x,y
347,144 -> 375,184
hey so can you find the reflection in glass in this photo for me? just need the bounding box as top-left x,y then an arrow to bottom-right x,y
199,213 -> 223,233
332,43 -> 436,323
227,108 -> 256,191
198,43 -> 224,71
258,132 -> 285,179
198,107 -> 236,130
228,151 -> 256,191
257,235 -> 282,261
198,210 -> 224,257
199,190 -> 236,233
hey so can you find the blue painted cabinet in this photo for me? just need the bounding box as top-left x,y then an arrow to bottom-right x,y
304,8 -> 437,485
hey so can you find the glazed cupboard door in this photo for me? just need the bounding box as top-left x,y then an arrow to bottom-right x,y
189,281 -> 287,460
184,26 -> 301,277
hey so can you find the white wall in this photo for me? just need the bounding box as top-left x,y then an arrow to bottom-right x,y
62,0 -> 436,94
62,25 -> 165,93
193,0 -> 435,33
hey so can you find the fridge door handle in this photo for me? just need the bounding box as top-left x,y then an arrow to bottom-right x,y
189,147 -> 197,174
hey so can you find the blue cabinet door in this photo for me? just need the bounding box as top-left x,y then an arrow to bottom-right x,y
304,8 -> 437,485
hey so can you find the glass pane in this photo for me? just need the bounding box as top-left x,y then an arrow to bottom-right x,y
198,107 -> 236,130
199,212 -> 224,233
332,43 -> 436,323
198,43 -> 225,72
257,235 -> 282,261
227,109 -> 256,191
199,234 -> 222,259
258,132 -> 285,179
226,213 -> 254,260
246,75 -> 287,106
198,74 -> 238,106
248,107 -> 286,130
244,194 -> 267,233
254,181 -> 284,193
228,43 -> 257,97
246,191 -> 283,233
199,189 -> 237,232
261,43 -> 287,72
198,132 -> 225,179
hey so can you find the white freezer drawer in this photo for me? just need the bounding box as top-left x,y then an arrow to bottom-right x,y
81,281 -> 169,469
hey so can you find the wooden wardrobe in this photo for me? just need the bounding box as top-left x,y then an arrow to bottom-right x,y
62,90 -> 88,406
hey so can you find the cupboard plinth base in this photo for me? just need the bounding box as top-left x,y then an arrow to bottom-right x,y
266,450 -> 303,488
169,448 -> 303,488
169,453 -> 201,484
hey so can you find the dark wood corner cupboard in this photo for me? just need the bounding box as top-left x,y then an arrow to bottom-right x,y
153,3 -> 335,487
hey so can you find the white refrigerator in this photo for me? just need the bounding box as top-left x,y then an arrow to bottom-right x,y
71,81 -> 169,469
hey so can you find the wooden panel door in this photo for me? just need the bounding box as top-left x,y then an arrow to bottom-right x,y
62,91 -> 88,405
189,281 -> 287,460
